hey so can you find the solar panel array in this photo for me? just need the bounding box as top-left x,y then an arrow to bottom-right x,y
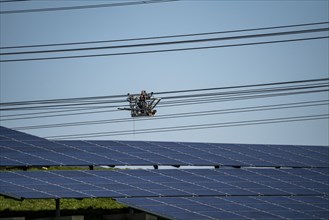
117,196 -> 329,220
1,126 -> 328,168
1,168 -> 328,199
1,126 -> 329,220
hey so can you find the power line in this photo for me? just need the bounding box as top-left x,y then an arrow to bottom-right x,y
0,99 -> 126,111
155,85 -> 329,108
45,114 -> 329,139
159,89 -> 329,109
2,28 -> 328,56
160,82 -> 329,100
12,100 -> 329,130
0,103 -> 126,112
1,36 -> 327,62
2,89 -> 328,122
0,107 -> 119,121
0,0 -> 30,3
0,94 -> 127,106
0,0 -> 178,14
1,77 -> 327,107
0,106 -> 115,119
2,88 -> 327,122
155,78 -> 329,95
1,81 -> 327,111
1,21 -> 328,50
1,79 -> 328,122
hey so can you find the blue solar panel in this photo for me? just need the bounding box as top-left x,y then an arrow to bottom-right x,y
2,126 -> 328,219
0,168 -> 328,199
117,196 -> 329,220
1,126 -> 328,167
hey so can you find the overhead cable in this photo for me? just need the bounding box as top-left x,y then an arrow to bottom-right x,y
1,21 -> 328,50
45,114 -> 329,139
1,77 -> 327,107
0,107 -> 119,121
0,94 -> 127,106
2,88 -> 327,121
1,81 -> 327,111
0,106 -> 115,119
1,78 -> 328,123
155,78 -> 329,95
0,99 -> 126,111
12,100 -> 329,130
160,82 -> 329,100
0,0 -> 30,3
2,28 -> 328,56
0,89 -> 329,121
1,36 -> 328,62
160,90 -> 329,110
0,0 -> 178,14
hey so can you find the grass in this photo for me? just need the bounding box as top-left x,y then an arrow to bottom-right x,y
0,166 -> 128,219
0,196 -> 128,219
0,196 -> 126,211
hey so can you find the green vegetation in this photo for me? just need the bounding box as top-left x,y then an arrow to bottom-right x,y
0,196 -> 127,219
0,196 -> 125,211
0,167 -> 127,219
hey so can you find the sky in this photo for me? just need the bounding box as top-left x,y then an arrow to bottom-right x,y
0,0 -> 328,146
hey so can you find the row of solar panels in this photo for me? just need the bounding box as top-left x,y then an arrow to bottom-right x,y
1,168 -> 328,199
1,126 -> 329,219
1,126 -> 328,167
118,196 -> 329,220
1,168 -> 328,219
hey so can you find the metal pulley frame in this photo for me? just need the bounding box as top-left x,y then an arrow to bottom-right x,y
119,90 -> 161,117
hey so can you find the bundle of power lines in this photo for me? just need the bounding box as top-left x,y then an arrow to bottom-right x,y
1,78 -> 328,139
0,0 -> 178,14
1,4 -> 328,140
0,21 -> 328,62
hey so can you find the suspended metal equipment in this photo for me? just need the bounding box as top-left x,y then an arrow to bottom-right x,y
119,90 -> 161,117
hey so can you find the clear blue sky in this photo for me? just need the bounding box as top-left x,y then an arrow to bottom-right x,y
1,0 -> 328,146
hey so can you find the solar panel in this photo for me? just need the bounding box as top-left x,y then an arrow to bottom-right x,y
1,126 -> 328,168
1,126 -> 328,219
1,168 -> 328,199
117,196 -> 329,220
0,126 -> 45,141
